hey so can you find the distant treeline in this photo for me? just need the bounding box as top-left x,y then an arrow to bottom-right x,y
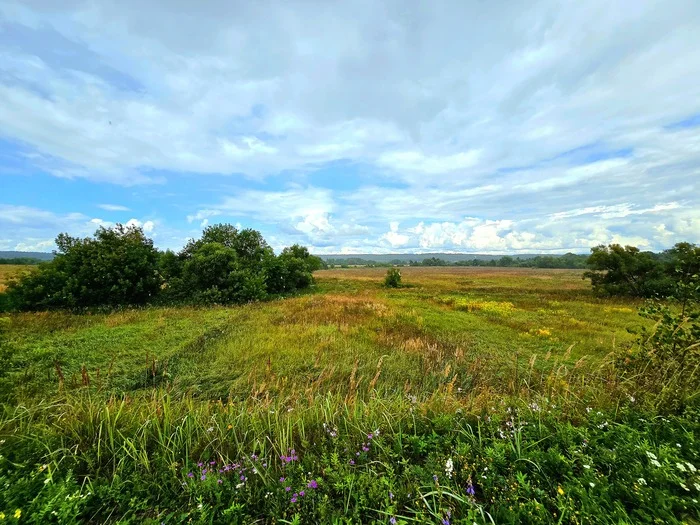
0,257 -> 44,265
325,253 -> 589,269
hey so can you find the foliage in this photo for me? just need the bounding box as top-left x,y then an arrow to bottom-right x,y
3,225 -> 161,311
384,268 -> 402,288
619,276 -> 700,411
0,258 -> 44,265
0,224 -> 319,310
584,242 -> 700,298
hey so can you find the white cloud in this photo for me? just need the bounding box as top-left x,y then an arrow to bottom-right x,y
98,204 -> 130,211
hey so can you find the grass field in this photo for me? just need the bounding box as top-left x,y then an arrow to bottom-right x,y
0,266 -> 698,524
2,267 -> 642,403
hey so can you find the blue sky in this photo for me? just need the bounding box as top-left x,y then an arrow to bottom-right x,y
1,1 -> 699,254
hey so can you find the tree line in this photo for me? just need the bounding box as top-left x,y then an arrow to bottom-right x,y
0,257 -> 45,265
0,224 -> 323,311
326,253 -> 589,269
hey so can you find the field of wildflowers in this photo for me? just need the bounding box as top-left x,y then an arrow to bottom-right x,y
0,267 -> 698,523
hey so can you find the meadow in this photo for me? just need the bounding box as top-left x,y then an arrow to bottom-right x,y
0,266 -> 698,524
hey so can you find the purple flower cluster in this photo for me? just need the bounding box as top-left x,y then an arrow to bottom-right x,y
280,449 -> 299,464
185,454 -> 266,485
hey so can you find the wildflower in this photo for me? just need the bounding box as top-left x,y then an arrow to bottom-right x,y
200,475 -> 206,481
227,424 -> 233,430
676,443 -> 682,448
236,482 -> 245,489
362,445 -> 370,452
687,463 -> 697,473
265,492 -> 273,498
299,490 -> 305,496
445,458 -> 454,478
677,462 -> 687,472
651,459 -> 661,468
207,427 -> 214,433
466,479 -> 475,496
694,483 -> 700,492
368,433 -> 374,440
349,460 -> 355,465
217,479 -> 223,484
187,472 -> 194,478
0,512 -> 4,520
291,496 -> 297,503
280,477 -> 285,483
637,478 -> 647,486
14,510 -> 21,519
442,520 -> 450,525
557,486 -> 564,496
589,482 -> 595,488
202,469 -> 207,475
285,486 -> 291,492
389,491 -> 394,500
646,451 -> 657,460
583,464 -> 590,469
240,475 -> 247,481
308,480 -> 318,489
433,474 -> 439,483
390,518 -> 397,525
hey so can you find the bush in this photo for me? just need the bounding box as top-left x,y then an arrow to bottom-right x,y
1,224 -> 319,310
384,268 -> 401,288
618,276 -> 700,411
584,242 -> 699,298
4,225 -> 161,310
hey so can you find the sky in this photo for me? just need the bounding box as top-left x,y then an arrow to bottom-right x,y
1,0 -> 699,255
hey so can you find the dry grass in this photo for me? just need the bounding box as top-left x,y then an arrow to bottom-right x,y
0,264 -> 32,292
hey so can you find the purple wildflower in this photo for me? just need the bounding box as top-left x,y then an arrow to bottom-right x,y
389,491 -> 394,500
433,474 -> 439,482
390,518 -> 397,525
280,477 -> 285,483
210,461 -> 216,466
240,475 -> 246,481
349,460 -> 355,465
202,469 -> 207,475
466,481 -> 475,496
291,496 -> 297,503
285,486 -> 291,492
217,479 -> 223,484
368,433 -> 374,440
197,462 -> 203,468
442,520 -> 450,525
308,480 -> 318,489
200,475 -> 206,481
362,446 -> 370,452
299,490 -> 305,497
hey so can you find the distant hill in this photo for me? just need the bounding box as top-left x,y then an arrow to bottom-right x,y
0,251 -> 54,261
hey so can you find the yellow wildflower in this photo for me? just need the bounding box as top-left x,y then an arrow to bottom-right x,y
557,486 -> 564,496
0,511 -> 5,520
14,509 -> 21,518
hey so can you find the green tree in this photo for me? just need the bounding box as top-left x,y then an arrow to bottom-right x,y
4,225 -> 161,310
583,244 -> 668,297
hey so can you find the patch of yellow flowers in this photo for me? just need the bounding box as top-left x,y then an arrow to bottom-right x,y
0,510 -> 22,520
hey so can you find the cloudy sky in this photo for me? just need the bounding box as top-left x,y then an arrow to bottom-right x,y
1,0 -> 699,254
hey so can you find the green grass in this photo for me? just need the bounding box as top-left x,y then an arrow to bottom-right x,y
2,267 -> 642,404
0,267 -> 698,524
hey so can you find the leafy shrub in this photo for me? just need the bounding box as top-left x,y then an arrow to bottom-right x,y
619,276 -> 700,411
3,225 -> 161,310
1,223 -> 319,310
384,268 -> 402,288
584,242 -> 699,298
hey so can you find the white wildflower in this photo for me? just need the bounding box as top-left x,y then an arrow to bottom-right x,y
651,459 -> 661,468
589,482 -> 595,488
637,478 -> 647,486
583,464 -> 591,469
687,463 -> 697,473
646,451 -> 657,460
445,458 -> 454,478
676,462 -> 687,472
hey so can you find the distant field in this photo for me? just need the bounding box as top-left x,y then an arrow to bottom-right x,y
0,264 -> 32,292
2,266 -> 643,403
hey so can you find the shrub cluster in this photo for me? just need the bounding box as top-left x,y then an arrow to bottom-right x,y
1,224 -> 323,311
584,242 -> 700,298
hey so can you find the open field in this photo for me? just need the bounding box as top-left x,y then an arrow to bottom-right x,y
0,267 -> 698,524
2,267 -> 642,403
0,264 -> 34,293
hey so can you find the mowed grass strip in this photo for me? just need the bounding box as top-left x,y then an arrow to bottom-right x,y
2,267 -> 646,403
